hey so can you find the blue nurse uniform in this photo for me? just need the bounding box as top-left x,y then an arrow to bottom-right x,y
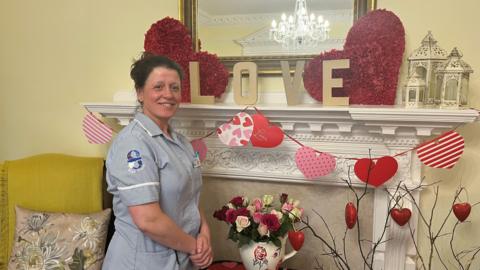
102,112 -> 202,270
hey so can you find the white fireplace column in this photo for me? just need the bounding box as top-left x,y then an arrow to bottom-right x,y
82,102 -> 478,270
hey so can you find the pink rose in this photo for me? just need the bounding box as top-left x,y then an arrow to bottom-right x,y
253,212 -> 263,223
281,202 -> 294,214
251,198 -> 263,211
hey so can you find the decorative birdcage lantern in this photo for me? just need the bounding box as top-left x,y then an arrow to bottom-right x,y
435,47 -> 473,108
407,31 -> 447,106
405,70 -> 427,108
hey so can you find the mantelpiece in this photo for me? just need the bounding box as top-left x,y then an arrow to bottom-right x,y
83,101 -> 478,270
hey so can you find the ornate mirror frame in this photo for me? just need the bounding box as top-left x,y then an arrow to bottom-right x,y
179,0 -> 376,74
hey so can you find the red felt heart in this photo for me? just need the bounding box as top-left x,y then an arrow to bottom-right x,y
250,114 -> 284,148
288,231 -> 305,251
345,202 -> 357,229
354,156 -> 398,187
390,208 -> 411,226
453,202 -> 471,222
304,10 -> 405,105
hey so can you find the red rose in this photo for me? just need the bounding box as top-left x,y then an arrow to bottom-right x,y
230,196 -> 244,207
213,206 -> 229,221
235,207 -> 250,217
225,208 -> 237,224
261,214 -> 281,232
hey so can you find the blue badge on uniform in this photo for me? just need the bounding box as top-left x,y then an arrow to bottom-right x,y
127,150 -> 144,173
193,151 -> 201,168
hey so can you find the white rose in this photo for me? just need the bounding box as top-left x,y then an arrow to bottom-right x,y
262,195 -> 274,206
235,216 -> 251,232
227,203 -> 234,209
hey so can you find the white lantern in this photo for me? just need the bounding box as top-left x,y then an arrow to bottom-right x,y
407,31 -> 447,106
405,70 -> 427,108
435,47 -> 473,109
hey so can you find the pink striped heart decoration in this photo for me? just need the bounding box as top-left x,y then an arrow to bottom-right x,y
416,131 -> 464,169
82,113 -> 113,144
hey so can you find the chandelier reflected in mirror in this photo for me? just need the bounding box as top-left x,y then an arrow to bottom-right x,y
270,0 -> 330,50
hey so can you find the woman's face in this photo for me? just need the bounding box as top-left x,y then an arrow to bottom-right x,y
137,66 -> 181,128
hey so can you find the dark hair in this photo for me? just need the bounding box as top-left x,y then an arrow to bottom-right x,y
130,52 -> 184,91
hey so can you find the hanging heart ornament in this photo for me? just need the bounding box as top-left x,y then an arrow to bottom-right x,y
250,114 -> 284,148
390,208 -> 411,226
295,146 -> 336,180
354,156 -> 398,187
216,112 -> 254,147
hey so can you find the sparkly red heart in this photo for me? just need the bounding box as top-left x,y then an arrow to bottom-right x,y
390,208 -> 411,226
345,202 -> 357,229
452,202 -> 471,222
288,231 -> 305,251
250,114 -> 284,148
304,10 -> 405,105
354,156 -> 398,187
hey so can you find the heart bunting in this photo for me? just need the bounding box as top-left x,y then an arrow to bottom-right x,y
295,146 -> 336,179
416,130 -> 464,169
250,114 -> 284,148
354,156 -> 398,187
82,113 -> 113,144
217,112 -> 254,147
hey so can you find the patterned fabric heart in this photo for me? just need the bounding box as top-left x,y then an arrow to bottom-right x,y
354,156 -> 398,187
295,146 -> 336,180
250,114 -> 284,148
217,112 -> 253,147
416,130 -> 464,169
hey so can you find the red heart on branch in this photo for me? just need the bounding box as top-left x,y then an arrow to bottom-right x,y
354,156 -> 398,187
390,208 -> 411,226
453,202 -> 471,222
250,114 -> 284,148
288,230 -> 305,251
345,202 -> 357,229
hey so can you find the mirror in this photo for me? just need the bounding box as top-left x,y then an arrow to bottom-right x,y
180,0 -> 376,73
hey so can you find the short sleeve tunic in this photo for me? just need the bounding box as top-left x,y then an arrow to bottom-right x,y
102,112 -> 202,270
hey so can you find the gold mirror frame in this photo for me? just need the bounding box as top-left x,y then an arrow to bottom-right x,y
179,0 -> 376,74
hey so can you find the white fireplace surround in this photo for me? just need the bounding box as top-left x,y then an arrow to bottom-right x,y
83,98 -> 478,270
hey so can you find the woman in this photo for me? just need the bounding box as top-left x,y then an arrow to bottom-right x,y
102,53 -> 213,269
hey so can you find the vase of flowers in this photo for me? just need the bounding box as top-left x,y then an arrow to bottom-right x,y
213,193 -> 304,270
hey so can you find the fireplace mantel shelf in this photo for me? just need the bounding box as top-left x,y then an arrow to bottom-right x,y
82,103 -> 478,136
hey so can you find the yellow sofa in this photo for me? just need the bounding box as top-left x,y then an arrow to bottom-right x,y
0,154 -> 106,269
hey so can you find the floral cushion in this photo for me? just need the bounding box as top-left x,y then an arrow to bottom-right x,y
8,206 -> 111,270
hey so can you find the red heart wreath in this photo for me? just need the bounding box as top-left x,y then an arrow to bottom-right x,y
304,9 -> 405,105
144,17 -> 229,103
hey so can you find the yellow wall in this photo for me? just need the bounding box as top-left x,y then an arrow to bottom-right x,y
378,0 -> 480,268
0,0 -> 178,161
